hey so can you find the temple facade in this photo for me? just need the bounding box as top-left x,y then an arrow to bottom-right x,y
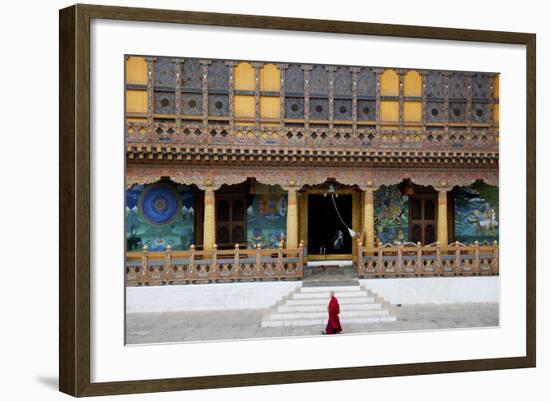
125,55 -> 499,285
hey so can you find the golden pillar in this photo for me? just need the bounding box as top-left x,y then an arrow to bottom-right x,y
203,187 -> 216,250
363,188 -> 375,249
437,189 -> 448,246
286,186 -> 299,249
352,192 -> 362,257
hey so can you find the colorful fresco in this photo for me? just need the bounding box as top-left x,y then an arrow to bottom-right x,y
454,181 -> 499,244
247,184 -> 287,248
126,182 -> 195,251
374,185 -> 409,244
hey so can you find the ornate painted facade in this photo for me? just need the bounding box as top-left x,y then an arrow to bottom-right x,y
125,55 -> 499,284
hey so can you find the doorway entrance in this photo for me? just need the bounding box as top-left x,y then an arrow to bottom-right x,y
216,193 -> 247,249
408,194 -> 437,245
307,194 -> 353,256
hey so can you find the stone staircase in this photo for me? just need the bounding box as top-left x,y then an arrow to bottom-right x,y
261,285 -> 396,328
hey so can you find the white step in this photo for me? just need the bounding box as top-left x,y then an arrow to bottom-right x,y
292,291 -> 370,299
277,303 -> 382,312
267,310 -> 389,320
261,285 -> 396,328
261,315 -> 397,328
285,297 -> 375,306
299,286 -> 362,293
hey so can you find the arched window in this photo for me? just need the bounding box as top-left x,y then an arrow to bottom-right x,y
234,62 -> 255,122
380,69 -> 399,124
403,70 -> 422,126
260,64 -> 281,126
334,67 -> 352,121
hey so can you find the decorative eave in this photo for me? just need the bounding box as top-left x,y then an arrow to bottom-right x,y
126,143 -> 498,168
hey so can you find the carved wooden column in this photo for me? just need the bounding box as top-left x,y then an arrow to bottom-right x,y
420,71 -> 428,133
286,180 -> 299,249
327,66 -> 336,130
203,181 -> 216,251
374,68 -> 383,134
363,183 -> 376,249
443,72 -> 450,135
302,65 -> 313,131
146,57 -> 154,135
279,64 -> 288,129
488,73 -> 496,131
436,183 -> 449,246
253,62 -> 263,130
226,61 -> 235,130
199,60 -> 210,132
397,69 -> 405,132
174,58 -> 182,135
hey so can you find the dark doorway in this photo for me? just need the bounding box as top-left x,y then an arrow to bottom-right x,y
308,194 -> 353,255
408,194 -> 437,245
216,194 -> 247,249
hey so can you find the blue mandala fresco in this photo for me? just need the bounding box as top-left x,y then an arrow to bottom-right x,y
138,183 -> 181,225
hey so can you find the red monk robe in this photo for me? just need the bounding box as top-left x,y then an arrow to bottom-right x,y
325,293 -> 342,334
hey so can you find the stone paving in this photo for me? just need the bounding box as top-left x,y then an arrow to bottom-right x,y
125,302 -> 499,345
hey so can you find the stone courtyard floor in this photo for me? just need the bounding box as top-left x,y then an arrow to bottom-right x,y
125,302 -> 499,345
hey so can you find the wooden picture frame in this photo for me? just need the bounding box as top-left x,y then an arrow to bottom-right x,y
59,3 -> 536,397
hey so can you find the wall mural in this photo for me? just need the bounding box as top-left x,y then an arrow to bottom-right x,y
126,182 -> 195,251
454,181 -> 499,244
246,184 -> 287,248
374,185 -> 409,244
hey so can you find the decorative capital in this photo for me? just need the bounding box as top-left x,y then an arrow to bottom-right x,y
203,177 -> 215,189
434,180 -> 450,192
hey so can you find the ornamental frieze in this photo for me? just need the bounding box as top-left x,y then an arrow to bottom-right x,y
126,165 -> 498,191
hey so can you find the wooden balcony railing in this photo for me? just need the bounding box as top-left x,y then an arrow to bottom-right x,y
126,121 -> 499,152
356,241 -> 499,278
126,242 -> 305,286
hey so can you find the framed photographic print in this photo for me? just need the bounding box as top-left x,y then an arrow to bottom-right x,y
59,3 -> 536,397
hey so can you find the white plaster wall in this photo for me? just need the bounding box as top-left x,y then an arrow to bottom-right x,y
126,281 -> 301,313
360,277 -> 500,305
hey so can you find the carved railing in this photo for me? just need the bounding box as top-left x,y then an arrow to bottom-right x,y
126,121 -> 499,152
356,241 -> 499,278
126,242 -> 305,286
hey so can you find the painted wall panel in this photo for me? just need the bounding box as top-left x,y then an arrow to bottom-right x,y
126,183 -> 195,251
374,185 -> 409,244
125,56 -> 147,85
247,184 -> 287,248
454,181 -> 499,244
380,100 -> 399,122
260,96 -> 280,119
126,89 -> 148,113
404,101 -> 422,122
234,95 -> 255,118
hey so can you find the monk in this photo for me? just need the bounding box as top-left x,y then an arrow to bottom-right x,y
323,290 -> 342,334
